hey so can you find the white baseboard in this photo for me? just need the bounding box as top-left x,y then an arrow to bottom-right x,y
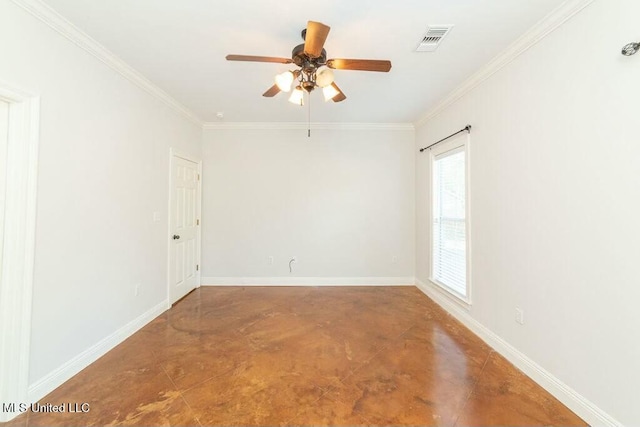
414,279 -> 621,427
201,276 -> 416,286
27,300 -> 167,403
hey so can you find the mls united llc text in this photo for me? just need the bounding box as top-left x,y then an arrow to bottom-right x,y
2,402 -> 90,413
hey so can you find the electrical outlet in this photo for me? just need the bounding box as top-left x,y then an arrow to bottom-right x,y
268,256 -> 274,265
134,283 -> 140,297
515,307 -> 524,325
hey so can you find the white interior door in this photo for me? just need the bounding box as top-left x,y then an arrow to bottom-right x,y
169,154 -> 200,305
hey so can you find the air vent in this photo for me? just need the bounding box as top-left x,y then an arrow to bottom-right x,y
415,25 -> 454,52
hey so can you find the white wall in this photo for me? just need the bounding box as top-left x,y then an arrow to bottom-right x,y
0,1 -> 201,388
4,0 -> 637,423
415,0 -> 639,424
0,100 -> 7,265
202,127 -> 415,283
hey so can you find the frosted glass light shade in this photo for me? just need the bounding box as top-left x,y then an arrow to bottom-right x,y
275,71 -> 294,92
323,84 -> 339,101
288,86 -> 304,105
316,67 -> 334,88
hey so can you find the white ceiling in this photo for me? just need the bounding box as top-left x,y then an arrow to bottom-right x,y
42,0 -> 566,124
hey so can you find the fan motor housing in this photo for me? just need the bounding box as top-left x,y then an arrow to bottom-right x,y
292,43 -> 327,70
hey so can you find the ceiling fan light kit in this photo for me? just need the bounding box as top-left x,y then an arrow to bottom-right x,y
289,85 -> 305,106
315,67 -> 335,88
275,71 -> 295,92
226,20 -> 392,105
322,84 -> 340,101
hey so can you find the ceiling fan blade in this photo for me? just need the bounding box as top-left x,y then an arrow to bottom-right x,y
331,82 -> 346,102
226,54 -> 293,64
326,58 -> 392,72
304,21 -> 331,58
262,84 -> 281,97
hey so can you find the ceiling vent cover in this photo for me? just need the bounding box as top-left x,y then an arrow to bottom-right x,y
416,25 -> 453,52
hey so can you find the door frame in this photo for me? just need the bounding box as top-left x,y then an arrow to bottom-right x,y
167,148 -> 202,308
0,81 -> 40,422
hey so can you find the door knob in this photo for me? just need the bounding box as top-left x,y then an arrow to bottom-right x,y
173,235 -> 180,240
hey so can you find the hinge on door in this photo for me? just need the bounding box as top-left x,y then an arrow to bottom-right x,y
197,219 -> 200,225
196,264 -> 199,271
197,174 -> 200,181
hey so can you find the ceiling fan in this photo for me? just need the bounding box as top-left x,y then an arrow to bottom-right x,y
226,21 -> 392,105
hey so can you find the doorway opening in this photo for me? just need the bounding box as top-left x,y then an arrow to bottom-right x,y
0,83 -> 40,422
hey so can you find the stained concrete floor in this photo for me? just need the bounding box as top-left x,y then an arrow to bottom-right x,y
6,286 -> 586,426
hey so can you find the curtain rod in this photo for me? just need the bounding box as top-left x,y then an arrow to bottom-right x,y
419,125 -> 472,152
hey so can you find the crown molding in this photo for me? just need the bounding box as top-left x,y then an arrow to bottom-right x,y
11,0 -> 203,126
413,0 -> 595,128
202,122 -> 415,131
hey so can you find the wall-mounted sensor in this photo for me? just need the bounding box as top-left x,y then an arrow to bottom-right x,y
621,42 -> 639,56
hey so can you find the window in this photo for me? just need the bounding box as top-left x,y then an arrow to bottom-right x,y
431,139 -> 469,301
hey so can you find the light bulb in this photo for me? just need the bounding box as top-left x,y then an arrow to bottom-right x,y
275,71 -> 294,92
315,67 -> 334,88
288,86 -> 304,106
323,84 -> 339,101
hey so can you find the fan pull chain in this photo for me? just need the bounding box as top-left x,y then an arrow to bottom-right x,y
308,91 -> 311,138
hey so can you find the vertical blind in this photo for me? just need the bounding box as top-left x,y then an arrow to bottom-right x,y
432,146 -> 467,296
